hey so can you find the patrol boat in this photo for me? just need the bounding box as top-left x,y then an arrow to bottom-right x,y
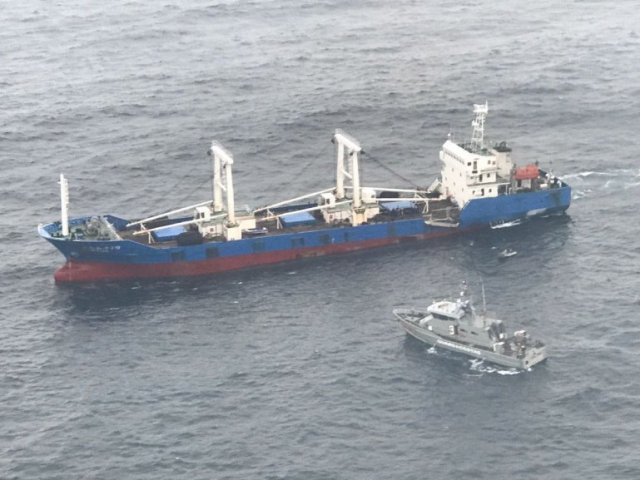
393,283 -> 547,369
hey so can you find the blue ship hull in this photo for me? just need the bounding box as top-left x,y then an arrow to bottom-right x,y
39,185 -> 571,282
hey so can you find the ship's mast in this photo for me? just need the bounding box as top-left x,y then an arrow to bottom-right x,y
59,174 -> 69,237
470,102 -> 489,152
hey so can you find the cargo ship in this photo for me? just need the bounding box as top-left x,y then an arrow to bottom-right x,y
38,104 -> 571,283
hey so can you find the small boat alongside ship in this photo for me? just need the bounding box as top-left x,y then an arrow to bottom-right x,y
393,283 -> 547,369
490,218 -> 522,229
38,103 -> 571,283
498,248 -> 517,259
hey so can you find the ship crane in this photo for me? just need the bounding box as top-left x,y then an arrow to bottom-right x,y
204,141 -> 255,240
210,141 -> 236,225
332,129 -> 379,226
128,141 -> 250,242
255,130 -> 380,227
334,129 -> 362,208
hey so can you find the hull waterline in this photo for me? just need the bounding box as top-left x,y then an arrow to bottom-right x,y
52,229 -> 463,283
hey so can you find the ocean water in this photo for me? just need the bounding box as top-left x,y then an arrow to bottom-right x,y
2,1 -> 640,478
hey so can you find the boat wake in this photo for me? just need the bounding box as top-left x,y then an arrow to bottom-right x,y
490,218 -> 523,230
561,168 -> 640,180
562,168 -> 640,200
468,358 -> 526,375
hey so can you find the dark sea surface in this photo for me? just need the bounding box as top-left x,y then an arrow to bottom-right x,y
2,1 -> 640,478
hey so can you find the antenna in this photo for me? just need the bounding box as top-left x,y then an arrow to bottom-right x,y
481,282 -> 487,315
460,279 -> 467,298
470,102 -> 489,152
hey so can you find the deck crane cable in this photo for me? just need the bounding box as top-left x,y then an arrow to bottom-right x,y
141,148 -> 217,216
295,141 -> 332,180
149,143 -> 423,216
174,175 -> 214,211
169,141 -> 334,213
361,150 -> 421,190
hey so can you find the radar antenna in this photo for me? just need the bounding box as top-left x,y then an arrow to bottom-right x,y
470,102 -> 489,152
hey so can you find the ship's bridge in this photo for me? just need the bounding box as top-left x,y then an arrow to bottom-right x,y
439,103 -> 515,207
427,300 -> 469,321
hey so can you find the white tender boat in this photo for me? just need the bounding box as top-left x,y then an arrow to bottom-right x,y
498,248 -> 517,258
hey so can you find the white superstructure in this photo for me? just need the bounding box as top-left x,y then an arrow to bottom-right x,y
439,103 -> 515,207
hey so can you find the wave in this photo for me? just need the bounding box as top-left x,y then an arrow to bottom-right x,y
572,189 -> 591,200
561,168 -> 640,180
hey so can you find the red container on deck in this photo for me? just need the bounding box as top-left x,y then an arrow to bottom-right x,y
514,164 -> 539,180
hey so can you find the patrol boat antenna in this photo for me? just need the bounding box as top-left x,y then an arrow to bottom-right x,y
481,282 -> 487,315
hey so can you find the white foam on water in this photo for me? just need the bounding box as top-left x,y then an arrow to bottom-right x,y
572,189 -> 591,200
562,169 -> 632,180
468,358 -> 524,375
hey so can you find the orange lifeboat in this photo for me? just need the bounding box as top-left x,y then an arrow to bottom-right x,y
514,164 -> 539,180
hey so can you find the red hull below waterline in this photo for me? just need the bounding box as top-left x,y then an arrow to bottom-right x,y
53,230 -> 458,283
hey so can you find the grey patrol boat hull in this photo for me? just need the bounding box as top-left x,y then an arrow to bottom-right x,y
394,308 -> 547,370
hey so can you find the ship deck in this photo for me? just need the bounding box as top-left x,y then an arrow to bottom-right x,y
116,202 -> 455,248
